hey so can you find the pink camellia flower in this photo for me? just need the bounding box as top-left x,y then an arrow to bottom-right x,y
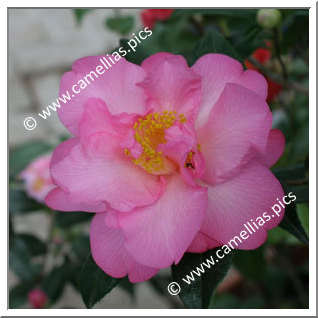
20,154 -> 55,203
46,52 -> 285,282
27,288 -> 47,309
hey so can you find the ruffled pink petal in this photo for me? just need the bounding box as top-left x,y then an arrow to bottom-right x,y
78,98 -> 138,153
158,122 -> 205,185
118,174 -> 208,268
51,136 -> 165,212
199,161 -> 285,250
45,188 -> 107,212
187,232 -> 220,253
90,213 -> 159,283
58,56 -> 147,135
141,52 -> 175,71
192,53 -> 268,128
197,83 -> 272,185
138,54 -> 201,120
256,129 -> 285,167
50,138 -> 79,173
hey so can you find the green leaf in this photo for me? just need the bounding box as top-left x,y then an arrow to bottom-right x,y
73,9 -> 93,25
79,254 -> 120,308
17,234 -> 47,256
9,141 -> 52,177
292,185 -> 309,203
115,39 -> 151,65
106,16 -> 134,35
72,235 -> 90,261
9,280 -> 36,308
42,264 -> 69,303
234,24 -> 266,58
171,249 -> 233,308
9,236 -> 41,281
279,182 -> 308,244
272,163 -> 307,181
9,189 -> 43,215
233,246 -> 265,280
54,212 -> 92,228
118,276 -> 135,299
195,29 -> 242,62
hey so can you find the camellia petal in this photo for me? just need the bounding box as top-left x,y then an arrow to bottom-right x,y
256,129 -> 285,167
192,53 -> 268,128
45,187 -> 107,212
51,136 -> 165,212
138,54 -> 201,121
118,174 -> 208,268
199,161 -> 285,250
90,213 -> 159,283
197,83 -> 272,185
58,56 -> 147,135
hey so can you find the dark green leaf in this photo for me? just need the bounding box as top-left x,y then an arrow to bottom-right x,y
9,189 -> 43,215
234,24 -> 266,59
171,249 -> 233,308
106,16 -> 134,35
9,236 -> 41,281
42,264 -> 69,303
73,9 -> 93,25
9,280 -> 36,308
118,276 -> 135,299
149,275 -> 173,296
292,185 -> 309,203
18,234 -> 47,256
72,235 -> 90,261
54,212 -> 92,228
272,163 -> 306,181
9,141 -> 52,177
233,246 -> 265,280
115,39 -> 151,65
279,182 -> 308,244
195,29 -> 242,62
79,254 -> 120,308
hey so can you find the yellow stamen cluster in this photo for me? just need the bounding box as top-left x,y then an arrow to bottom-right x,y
125,110 -> 186,174
33,178 -> 45,191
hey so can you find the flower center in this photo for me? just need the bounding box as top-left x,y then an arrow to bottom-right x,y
33,178 -> 45,191
125,110 -> 187,174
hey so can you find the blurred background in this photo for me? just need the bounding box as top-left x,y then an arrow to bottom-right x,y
9,8 -> 309,309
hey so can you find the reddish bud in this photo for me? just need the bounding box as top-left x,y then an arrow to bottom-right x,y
28,289 -> 47,309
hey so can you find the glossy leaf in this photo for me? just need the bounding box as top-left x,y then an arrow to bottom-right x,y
279,182 -> 308,244
9,189 -> 43,215
73,9 -> 93,25
195,29 -> 242,62
172,249 -> 233,308
18,233 -> 47,256
42,264 -> 69,303
106,16 -> 134,35
79,254 -> 120,308
9,236 -> 41,281
54,212 -> 92,228
9,141 -> 52,177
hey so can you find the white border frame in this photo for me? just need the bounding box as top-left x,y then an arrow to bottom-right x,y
3,1 -> 316,316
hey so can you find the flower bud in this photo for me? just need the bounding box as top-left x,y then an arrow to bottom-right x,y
257,9 -> 282,29
28,289 -> 47,309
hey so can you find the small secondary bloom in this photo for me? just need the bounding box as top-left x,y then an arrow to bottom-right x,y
245,45 -> 283,102
141,9 -> 174,29
46,52 -> 285,283
28,289 -> 47,309
20,154 -> 55,203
